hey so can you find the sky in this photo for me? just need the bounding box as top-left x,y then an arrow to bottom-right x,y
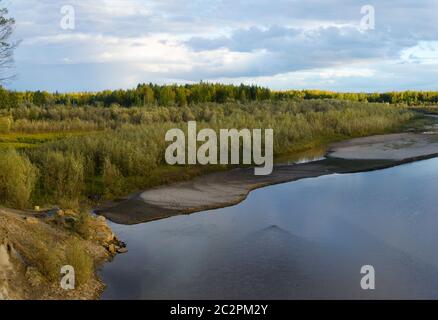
4,0 -> 438,92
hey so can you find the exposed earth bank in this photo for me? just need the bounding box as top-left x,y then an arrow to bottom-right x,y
98,132 -> 438,225
0,208 -> 123,300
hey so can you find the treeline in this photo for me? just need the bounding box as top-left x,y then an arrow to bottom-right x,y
277,90 -> 438,105
0,83 -> 438,109
0,100 -> 416,209
0,83 -> 272,109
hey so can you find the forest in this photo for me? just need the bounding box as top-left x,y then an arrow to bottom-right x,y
0,83 -> 437,109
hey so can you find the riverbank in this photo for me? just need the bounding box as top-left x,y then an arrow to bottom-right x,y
0,208 -> 121,299
97,132 -> 438,225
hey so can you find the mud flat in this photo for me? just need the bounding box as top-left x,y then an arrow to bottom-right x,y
97,133 -> 438,225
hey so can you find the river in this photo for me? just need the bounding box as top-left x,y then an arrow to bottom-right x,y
100,157 -> 438,300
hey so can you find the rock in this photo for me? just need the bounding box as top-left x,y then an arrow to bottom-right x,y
34,206 -> 40,212
25,217 -> 39,225
108,244 -> 116,255
64,210 -> 77,217
97,216 -> 106,223
117,248 -> 128,254
106,233 -> 115,243
56,210 -> 65,217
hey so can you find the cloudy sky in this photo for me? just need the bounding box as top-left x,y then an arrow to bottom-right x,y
4,0 -> 438,92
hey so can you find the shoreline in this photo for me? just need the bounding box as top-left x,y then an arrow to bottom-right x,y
0,208 -> 122,300
97,132 -> 438,225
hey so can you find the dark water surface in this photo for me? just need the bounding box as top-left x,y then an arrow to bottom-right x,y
100,158 -> 438,299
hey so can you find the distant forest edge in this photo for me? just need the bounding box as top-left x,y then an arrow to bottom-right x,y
1,83 -> 438,108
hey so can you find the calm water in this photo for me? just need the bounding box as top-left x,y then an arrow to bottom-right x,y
100,158 -> 438,300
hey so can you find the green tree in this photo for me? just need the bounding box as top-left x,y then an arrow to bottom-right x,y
176,87 -> 188,106
158,86 -> 176,106
142,85 -> 155,105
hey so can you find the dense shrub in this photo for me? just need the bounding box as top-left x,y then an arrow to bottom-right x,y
0,99 -> 416,208
36,151 -> 85,206
102,158 -> 124,198
0,149 -> 37,208
0,116 -> 12,133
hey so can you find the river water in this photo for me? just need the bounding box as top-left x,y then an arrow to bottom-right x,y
100,157 -> 438,299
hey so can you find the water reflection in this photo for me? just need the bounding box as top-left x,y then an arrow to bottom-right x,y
101,158 -> 438,299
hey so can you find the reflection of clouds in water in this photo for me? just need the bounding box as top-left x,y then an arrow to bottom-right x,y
102,157 -> 438,299
160,223 -> 219,237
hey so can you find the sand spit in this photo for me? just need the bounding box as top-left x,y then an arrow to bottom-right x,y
98,133 -> 438,225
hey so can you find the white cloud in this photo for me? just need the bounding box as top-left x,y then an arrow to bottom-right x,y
400,41 -> 438,64
5,0 -> 438,91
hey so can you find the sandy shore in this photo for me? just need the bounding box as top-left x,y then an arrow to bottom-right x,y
328,133 -> 438,160
98,132 -> 438,225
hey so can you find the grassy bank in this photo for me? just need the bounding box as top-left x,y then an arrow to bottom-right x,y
0,207 -> 121,299
0,99 -> 418,210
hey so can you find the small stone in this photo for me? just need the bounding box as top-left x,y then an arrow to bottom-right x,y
64,210 -> 77,217
25,217 -> 39,224
106,233 -> 115,242
117,248 -> 128,254
34,206 -> 40,212
108,244 -> 116,255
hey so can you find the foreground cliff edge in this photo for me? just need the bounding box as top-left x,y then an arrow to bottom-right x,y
0,208 -> 123,300
98,132 -> 438,225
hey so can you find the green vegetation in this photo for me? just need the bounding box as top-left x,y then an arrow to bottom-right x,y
65,239 -> 94,286
37,239 -> 94,287
276,89 -> 438,105
36,151 -> 85,208
9,203 -> 117,291
0,149 -> 36,208
0,84 -> 438,109
0,98 -> 418,209
410,105 -> 438,115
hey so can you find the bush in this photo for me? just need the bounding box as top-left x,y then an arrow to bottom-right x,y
72,210 -> 93,240
102,157 -> 123,198
0,149 -> 37,208
0,116 -> 12,133
33,237 -> 94,287
36,248 -> 62,282
65,239 -> 94,287
38,151 -> 84,206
